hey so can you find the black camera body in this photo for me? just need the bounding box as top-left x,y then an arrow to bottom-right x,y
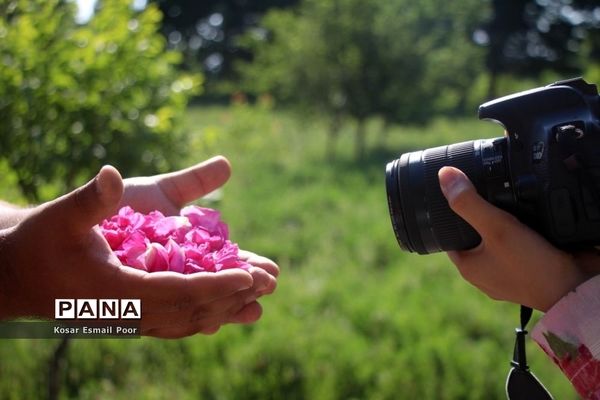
385,78 -> 600,254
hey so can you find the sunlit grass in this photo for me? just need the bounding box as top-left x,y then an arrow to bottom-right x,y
0,105 -> 577,399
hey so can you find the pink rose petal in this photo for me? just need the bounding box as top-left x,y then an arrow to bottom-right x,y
100,205 -> 250,274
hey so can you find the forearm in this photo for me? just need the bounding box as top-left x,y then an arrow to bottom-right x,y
532,275 -> 600,398
0,201 -> 30,229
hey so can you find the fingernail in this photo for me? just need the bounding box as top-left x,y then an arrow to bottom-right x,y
438,167 -> 469,202
95,169 -> 107,196
257,277 -> 272,292
96,166 -> 123,202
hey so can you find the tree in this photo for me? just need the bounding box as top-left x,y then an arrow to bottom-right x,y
237,0 -> 487,159
0,0 -> 200,201
480,0 -> 600,98
153,0 -> 299,91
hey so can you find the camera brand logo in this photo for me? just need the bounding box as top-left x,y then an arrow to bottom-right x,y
55,299 -> 141,320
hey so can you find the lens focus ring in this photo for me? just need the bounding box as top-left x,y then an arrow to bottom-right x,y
421,142 -> 482,252
386,139 -> 502,254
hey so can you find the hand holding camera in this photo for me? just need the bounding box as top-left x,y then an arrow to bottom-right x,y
385,77 -> 600,310
386,77 -> 600,255
438,165 -> 597,311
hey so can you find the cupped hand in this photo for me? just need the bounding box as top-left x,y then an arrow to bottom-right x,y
0,157 -> 279,338
119,155 -> 232,216
438,166 -> 600,312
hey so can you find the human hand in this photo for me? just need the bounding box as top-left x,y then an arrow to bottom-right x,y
119,154 -> 279,333
119,155 -> 233,216
0,156 -> 232,227
0,161 -> 278,338
438,166 -> 600,312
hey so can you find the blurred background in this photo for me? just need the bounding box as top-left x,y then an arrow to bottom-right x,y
0,0 -> 599,398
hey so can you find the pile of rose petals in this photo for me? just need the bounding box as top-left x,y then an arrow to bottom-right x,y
100,205 -> 251,273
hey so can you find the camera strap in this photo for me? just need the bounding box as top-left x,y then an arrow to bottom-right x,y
505,305 -> 554,400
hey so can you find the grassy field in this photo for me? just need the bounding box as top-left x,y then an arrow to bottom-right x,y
0,103 -> 578,399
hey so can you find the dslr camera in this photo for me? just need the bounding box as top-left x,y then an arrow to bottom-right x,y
385,78 -> 600,254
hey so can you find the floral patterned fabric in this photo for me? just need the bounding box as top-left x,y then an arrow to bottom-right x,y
532,275 -> 600,399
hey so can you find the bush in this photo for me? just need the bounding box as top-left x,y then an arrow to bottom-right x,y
0,0 -> 201,201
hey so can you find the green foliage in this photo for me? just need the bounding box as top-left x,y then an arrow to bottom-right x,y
483,0 -> 600,84
0,106 -> 579,399
0,0 -> 201,201
154,0 -> 300,87
237,0 -> 488,126
585,63 -> 600,87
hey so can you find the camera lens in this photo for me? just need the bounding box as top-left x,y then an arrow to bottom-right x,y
385,138 -> 511,254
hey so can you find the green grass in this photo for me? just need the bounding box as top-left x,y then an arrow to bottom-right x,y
0,104 -> 577,399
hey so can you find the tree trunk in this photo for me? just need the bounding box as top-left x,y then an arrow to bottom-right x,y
354,119 -> 367,160
17,176 -> 40,203
487,69 -> 498,101
378,119 -> 391,147
326,112 -> 342,161
48,337 -> 70,400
